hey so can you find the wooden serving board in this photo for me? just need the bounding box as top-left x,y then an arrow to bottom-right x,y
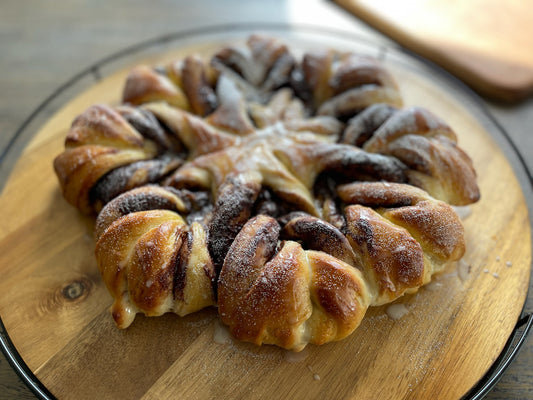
334,0 -> 533,103
0,39 -> 530,400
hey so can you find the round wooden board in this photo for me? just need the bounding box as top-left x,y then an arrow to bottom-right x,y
0,36 -> 530,400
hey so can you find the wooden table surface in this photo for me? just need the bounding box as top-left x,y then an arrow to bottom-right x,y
0,1 -> 531,399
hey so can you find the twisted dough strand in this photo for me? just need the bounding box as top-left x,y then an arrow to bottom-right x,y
342,104 -> 480,205
218,215 -> 370,351
95,187 -> 216,329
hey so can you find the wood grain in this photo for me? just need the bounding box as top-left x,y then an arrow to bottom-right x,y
334,0 -> 533,103
0,38 -> 530,400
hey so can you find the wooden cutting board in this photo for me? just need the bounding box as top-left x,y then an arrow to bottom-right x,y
334,0 -> 533,103
0,39 -> 530,400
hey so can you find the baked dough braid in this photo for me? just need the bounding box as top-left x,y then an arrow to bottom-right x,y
342,104 -> 480,205
210,34 -> 296,98
95,186 -> 216,329
52,90 -> 251,215
217,182 -> 464,350
218,215 -> 371,351
123,34 -> 403,125
291,48 -> 403,117
53,105 -> 158,213
53,35 -> 479,351
53,104 -> 188,214
123,54 -> 218,116
337,182 -> 465,304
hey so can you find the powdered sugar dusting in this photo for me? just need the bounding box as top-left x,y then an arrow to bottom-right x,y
217,74 -> 244,111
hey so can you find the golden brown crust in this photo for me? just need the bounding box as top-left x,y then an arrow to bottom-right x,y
143,102 -> 238,156
381,200 -> 465,263
344,204 -> 426,305
339,182 -> 465,286
53,146 -> 157,214
95,208 -> 215,329
180,55 -> 218,116
53,104 -> 161,214
306,250 -> 370,344
295,49 -> 403,115
94,185 -> 188,240
123,65 -> 191,110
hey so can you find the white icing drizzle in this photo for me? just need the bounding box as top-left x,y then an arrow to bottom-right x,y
284,347 -> 309,363
386,303 -> 409,320
213,320 -> 233,345
457,259 -> 471,283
